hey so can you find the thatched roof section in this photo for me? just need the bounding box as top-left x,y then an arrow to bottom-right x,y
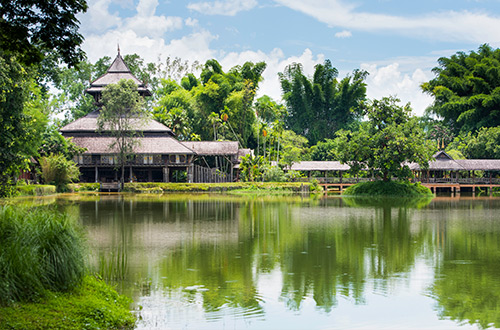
410,151 -> 500,171
181,141 -> 239,155
72,136 -> 195,155
85,52 -> 151,96
408,159 -> 464,171
60,111 -> 173,135
289,161 -> 350,171
456,159 -> 500,171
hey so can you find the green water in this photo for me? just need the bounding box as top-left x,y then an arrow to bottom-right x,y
49,194 -> 500,329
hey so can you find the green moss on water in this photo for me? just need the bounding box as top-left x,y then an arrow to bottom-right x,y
343,181 -> 433,197
0,275 -> 135,330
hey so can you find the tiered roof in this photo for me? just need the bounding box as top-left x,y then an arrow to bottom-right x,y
85,51 -> 151,97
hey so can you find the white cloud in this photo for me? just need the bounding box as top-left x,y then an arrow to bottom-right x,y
185,17 -> 199,27
78,0 -> 122,34
335,30 -> 352,38
83,29 -> 218,64
274,0 -> 500,43
361,62 -> 434,116
79,0 -> 185,41
187,0 -> 258,16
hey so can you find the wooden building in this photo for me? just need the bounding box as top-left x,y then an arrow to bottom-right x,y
60,51 -> 242,185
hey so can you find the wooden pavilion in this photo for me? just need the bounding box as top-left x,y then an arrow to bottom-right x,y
60,50 -> 242,186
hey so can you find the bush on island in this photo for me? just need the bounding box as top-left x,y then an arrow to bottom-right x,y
343,181 -> 432,197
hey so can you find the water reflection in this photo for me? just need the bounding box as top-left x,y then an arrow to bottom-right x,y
47,194 -> 500,329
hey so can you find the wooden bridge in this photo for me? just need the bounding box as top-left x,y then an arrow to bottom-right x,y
316,178 -> 500,195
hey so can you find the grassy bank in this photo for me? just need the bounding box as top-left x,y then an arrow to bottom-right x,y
0,275 -> 135,330
343,181 -> 433,197
123,181 -> 317,193
16,184 -> 56,196
0,205 -> 135,329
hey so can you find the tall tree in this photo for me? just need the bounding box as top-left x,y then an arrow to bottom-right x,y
97,79 -> 148,187
0,0 -> 87,196
279,60 -> 367,145
0,57 -> 49,195
0,0 -> 88,67
422,44 -> 500,134
335,97 -> 433,181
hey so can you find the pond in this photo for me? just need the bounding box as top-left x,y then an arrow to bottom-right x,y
43,194 -> 500,329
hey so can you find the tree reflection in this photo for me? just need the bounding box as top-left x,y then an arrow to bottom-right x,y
431,219 -> 500,329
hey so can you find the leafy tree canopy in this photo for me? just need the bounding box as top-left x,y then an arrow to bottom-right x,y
335,97 -> 434,181
422,44 -> 500,134
447,126 -> 500,159
97,79 -> 148,185
279,60 -> 367,145
0,0 -> 88,67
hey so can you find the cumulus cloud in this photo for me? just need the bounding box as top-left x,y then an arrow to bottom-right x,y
80,0 -> 185,43
360,62 -> 434,116
335,30 -> 352,38
187,0 -> 258,16
274,0 -> 500,43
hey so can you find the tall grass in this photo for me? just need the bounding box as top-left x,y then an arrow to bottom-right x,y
0,205 -> 85,305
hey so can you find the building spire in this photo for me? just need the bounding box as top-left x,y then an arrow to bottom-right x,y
117,43 -> 121,56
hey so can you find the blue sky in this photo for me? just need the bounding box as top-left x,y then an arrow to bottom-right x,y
78,0 -> 500,116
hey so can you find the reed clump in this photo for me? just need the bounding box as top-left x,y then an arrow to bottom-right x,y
0,205 -> 85,305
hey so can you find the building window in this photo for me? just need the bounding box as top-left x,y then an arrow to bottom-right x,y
143,155 -> 153,164
101,155 -> 116,165
74,155 -> 84,164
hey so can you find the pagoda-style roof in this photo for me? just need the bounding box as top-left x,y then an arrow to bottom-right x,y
72,136 -> 195,155
60,110 -> 174,135
181,141 -> 240,156
85,51 -> 152,97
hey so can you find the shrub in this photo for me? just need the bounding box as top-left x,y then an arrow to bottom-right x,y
343,180 -> 433,197
0,206 -> 85,305
40,154 -> 80,191
263,165 -> 285,182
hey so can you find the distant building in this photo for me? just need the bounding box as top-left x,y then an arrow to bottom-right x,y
60,51 -> 245,184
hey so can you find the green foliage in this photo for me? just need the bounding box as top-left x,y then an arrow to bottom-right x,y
98,79 -> 148,185
0,54 -> 50,197
67,183 -> 100,192
284,170 -> 304,181
279,60 -> 367,145
262,165 -> 286,182
51,60 -> 97,122
0,275 -> 135,330
40,154 -> 80,191
0,206 -> 85,305
239,154 -> 265,182
343,181 -> 433,197
39,126 -> 86,159
279,130 -> 309,167
422,44 -> 500,134
0,0 -> 87,67
335,97 -> 434,181
255,95 -> 286,124
153,79 -> 199,140
462,126 -> 500,159
310,139 -> 338,161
